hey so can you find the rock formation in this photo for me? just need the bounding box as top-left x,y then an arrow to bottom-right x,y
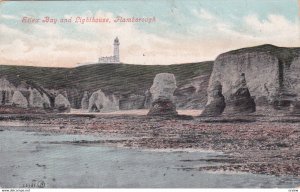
119,94 -> 145,110
290,101 -> 300,114
201,81 -> 225,116
12,90 -> 28,108
1,61 -> 215,111
289,57 -> 300,93
29,88 -> 45,108
143,89 -> 152,109
148,73 -> 178,116
54,94 -> 71,112
42,93 -> 51,109
88,89 -> 119,112
3,44 -> 300,115
287,57 -> 300,114
175,75 -> 209,109
0,76 -> 72,112
204,44 -> 300,116
16,82 -> 30,99
0,77 -> 55,110
81,91 -> 89,110
223,73 -> 255,115
0,77 -> 16,105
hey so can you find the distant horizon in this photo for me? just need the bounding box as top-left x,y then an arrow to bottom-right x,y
1,0 -> 299,67
1,43 -> 300,68
0,60 -> 214,69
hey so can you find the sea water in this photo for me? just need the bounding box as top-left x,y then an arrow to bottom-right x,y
0,130 -> 299,188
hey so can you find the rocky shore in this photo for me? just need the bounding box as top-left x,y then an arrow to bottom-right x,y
1,113 -> 299,178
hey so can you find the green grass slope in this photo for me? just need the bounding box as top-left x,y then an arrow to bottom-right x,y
70,62 -> 213,94
0,62 -> 213,95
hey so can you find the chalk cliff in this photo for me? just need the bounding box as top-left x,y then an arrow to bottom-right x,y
203,44 -> 300,115
0,76 -> 71,112
88,89 -> 119,112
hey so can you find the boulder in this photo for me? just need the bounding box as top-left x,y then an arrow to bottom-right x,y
12,90 -> 28,108
55,94 -> 71,112
201,81 -> 225,116
81,91 -> 89,110
223,73 -> 256,115
147,73 -> 178,116
88,89 -> 119,112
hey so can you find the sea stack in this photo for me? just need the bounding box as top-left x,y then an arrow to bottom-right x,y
201,81 -> 225,116
88,89 -> 119,112
147,73 -> 178,116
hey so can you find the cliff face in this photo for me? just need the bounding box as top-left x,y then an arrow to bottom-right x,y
174,75 -> 209,109
68,62 -> 212,110
0,77 -> 72,112
204,44 -> 300,115
0,77 -> 15,106
210,52 -> 279,100
3,45 -> 300,115
0,77 -> 51,110
0,62 -> 212,113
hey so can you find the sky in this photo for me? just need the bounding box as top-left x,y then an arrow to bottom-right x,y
0,0 -> 299,67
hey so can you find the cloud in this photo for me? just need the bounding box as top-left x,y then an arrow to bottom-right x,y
190,9 -> 299,53
244,14 -> 298,38
0,14 -> 18,20
33,24 -> 62,38
192,8 -> 216,21
1,10 -> 176,67
0,23 -> 100,67
0,9 -> 299,67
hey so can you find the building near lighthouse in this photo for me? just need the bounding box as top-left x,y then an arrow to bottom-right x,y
98,37 -> 120,64
76,37 -> 120,67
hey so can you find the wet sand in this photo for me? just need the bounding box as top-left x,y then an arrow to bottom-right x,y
0,111 -> 300,179
69,109 -> 201,116
2,130 -> 299,188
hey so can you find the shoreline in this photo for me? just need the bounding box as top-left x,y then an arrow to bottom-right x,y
0,112 -> 300,178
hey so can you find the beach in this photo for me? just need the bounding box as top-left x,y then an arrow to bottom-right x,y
0,110 -> 299,184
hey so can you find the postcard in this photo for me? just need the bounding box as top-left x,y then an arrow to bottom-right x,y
0,0 -> 299,190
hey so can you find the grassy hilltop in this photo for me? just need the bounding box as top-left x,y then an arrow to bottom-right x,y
0,62 -> 213,95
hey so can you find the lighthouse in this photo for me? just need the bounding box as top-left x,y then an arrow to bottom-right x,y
98,37 -> 121,64
113,37 -> 120,63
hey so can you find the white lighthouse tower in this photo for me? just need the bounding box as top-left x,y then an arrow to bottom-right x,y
98,37 -> 120,64
113,37 -> 120,63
